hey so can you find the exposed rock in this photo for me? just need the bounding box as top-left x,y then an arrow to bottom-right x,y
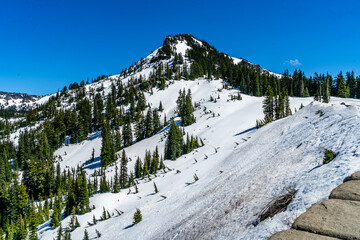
292,199 -> 360,239
351,171 -> 360,180
269,229 -> 339,240
330,180 -> 360,201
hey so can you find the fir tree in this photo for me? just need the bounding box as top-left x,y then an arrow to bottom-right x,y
122,122 -> 133,147
144,108 -> 153,138
113,165 -> 120,193
177,89 -> 196,126
158,101 -> 164,112
154,182 -> 158,193
164,120 -> 183,160
120,150 -> 128,188
134,157 -> 142,179
133,208 -> 142,225
51,194 -> 62,228
83,229 -> 89,240
263,86 -> 274,123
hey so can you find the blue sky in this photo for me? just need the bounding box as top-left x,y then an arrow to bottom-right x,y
1,0 -> 360,95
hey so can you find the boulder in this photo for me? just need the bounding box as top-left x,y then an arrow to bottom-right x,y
292,199 -> 360,239
330,180 -> 360,201
269,229 -> 338,240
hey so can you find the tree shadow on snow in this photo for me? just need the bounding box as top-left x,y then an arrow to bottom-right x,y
83,157 -> 101,170
124,224 -> 135,229
234,126 -> 257,136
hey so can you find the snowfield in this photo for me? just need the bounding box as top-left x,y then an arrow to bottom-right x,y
38,77 -> 360,240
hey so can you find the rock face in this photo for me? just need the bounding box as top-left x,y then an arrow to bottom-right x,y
351,172 -> 360,180
269,171 -> 360,240
330,180 -> 360,201
293,199 -> 360,239
268,229 -> 338,240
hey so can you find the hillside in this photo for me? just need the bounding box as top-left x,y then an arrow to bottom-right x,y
1,34 -> 359,240
0,91 -> 40,109
38,77 -> 360,239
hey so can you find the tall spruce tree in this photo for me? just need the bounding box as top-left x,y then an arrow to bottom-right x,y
120,150 -> 128,188
263,86 -> 274,122
164,120 -> 183,160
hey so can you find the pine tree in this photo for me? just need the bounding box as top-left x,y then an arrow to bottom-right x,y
79,171 -> 89,214
133,208 -> 142,225
152,110 -> 161,133
263,86 -> 274,123
14,215 -> 27,240
134,157 -> 142,179
122,122 -> 133,147
56,224 -> 62,240
29,203 -> 39,240
113,165 -> 120,193
83,229 -> 89,240
101,119 -> 115,167
95,229 -> 101,238
177,89 -> 195,126
164,120 -> 183,160
120,150 -> 128,188
115,130 -> 122,152
154,182 -> 158,193
158,101 -> 163,112
337,72 -> 348,98
144,108 -> 153,138
51,194 -> 62,228
284,91 -> 292,117
150,146 -> 159,174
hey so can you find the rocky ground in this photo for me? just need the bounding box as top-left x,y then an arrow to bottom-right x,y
269,171 -> 360,240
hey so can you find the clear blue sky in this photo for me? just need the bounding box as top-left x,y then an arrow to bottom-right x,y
1,0 -> 360,95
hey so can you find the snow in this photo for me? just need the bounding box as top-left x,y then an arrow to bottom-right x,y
174,41 -> 191,56
38,76 -> 360,240
5,36 -> 355,239
232,56 -> 243,64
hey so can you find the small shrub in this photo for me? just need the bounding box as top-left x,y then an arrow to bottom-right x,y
323,149 -> 336,164
133,208 -> 142,225
315,110 -> 324,117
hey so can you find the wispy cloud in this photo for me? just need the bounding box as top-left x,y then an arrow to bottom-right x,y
284,59 -> 302,66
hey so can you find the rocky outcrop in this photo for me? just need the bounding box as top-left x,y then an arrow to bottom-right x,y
270,171 -> 360,240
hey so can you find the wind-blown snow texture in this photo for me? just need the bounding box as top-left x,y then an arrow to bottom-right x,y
34,36 -> 360,239
38,78 -> 360,240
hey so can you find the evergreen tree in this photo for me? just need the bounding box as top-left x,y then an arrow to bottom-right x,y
152,110 -> 161,133
83,229 -> 89,240
113,165 -> 120,193
133,208 -> 142,225
150,146 -> 159,174
51,194 -> 62,228
29,203 -> 39,240
153,182 -> 158,193
284,91 -> 292,117
144,108 -> 153,138
120,150 -> 128,188
337,72 -> 348,98
164,120 -> 183,160
177,89 -> 196,126
122,122 -> 133,147
158,101 -> 164,112
263,86 -> 274,122
134,157 -> 142,179
100,119 -> 115,167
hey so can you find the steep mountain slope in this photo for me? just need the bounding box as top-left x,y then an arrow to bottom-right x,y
5,34 -> 360,240
38,76 -> 360,239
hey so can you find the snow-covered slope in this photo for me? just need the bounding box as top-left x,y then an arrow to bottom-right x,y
0,91 -> 40,109
38,76 -> 360,239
